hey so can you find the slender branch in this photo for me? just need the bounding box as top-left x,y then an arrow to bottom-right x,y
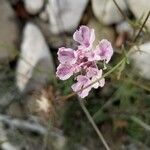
93,91 -> 117,120
133,10 -> 150,43
62,58 -> 126,101
112,0 -> 127,20
131,116 -> 150,132
129,80 -> 150,92
78,98 -> 111,150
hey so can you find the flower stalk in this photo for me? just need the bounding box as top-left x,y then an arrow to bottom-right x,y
78,98 -> 111,150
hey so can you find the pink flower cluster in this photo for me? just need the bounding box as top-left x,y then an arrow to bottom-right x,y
56,26 -> 113,98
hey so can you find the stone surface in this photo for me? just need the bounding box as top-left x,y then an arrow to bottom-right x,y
39,8 -> 49,22
23,0 -> 44,15
16,23 -> 54,92
92,0 -> 127,25
130,42 -> 150,80
88,18 -> 115,47
0,0 -> 18,63
116,21 -> 133,37
127,0 -> 150,30
46,0 -> 88,34
0,123 -> 19,150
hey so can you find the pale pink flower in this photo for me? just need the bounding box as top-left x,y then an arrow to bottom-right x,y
56,26 -> 113,98
71,75 -> 92,98
73,25 -> 95,49
87,67 -> 105,89
86,67 -> 99,78
72,64 -> 81,73
95,39 -> 113,63
76,48 -> 88,59
81,61 -> 97,70
56,64 -> 74,80
86,51 -> 100,61
57,47 -> 77,64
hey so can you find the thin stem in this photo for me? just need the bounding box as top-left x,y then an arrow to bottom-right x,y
129,80 -> 150,92
133,10 -> 150,43
93,91 -> 117,120
62,58 -> 126,101
112,0 -> 127,20
78,98 -> 111,150
130,116 -> 150,132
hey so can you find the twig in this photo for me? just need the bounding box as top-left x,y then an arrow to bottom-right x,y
133,10 -> 150,43
93,91 -> 117,120
130,81 -> 150,92
78,98 -> 111,150
112,0 -> 127,20
125,77 -> 150,92
131,116 -> 150,132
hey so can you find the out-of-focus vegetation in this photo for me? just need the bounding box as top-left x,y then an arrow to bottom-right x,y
0,0 -> 150,150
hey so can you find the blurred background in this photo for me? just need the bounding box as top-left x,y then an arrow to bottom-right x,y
0,0 -> 150,149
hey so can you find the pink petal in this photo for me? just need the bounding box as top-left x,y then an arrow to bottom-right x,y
99,78 -> 105,87
73,64 -> 81,73
86,51 -> 96,61
91,77 -> 105,89
87,69 -> 105,89
73,26 -> 95,49
56,64 -> 74,80
86,67 -> 99,78
57,47 -> 77,64
95,39 -> 113,63
76,49 -> 87,59
71,75 -> 92,98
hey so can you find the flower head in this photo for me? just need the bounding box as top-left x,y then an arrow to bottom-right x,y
95,39 -> 113,63
56,26 -> 113,98
73,25 -> 95,49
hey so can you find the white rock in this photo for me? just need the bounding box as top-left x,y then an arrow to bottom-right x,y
24,0 -> 44,15
130,42 -> 150,80
1,143 -> 19,150
46,0 -> 88,34
88,18 -> 115,47
116,21 -> 133,37
16,23 -> 54,92
0,123 -> 19,150
0,0 -> 18,63
127,0 -> 150,30
39,8 -> 49,22
92,0 -> 127,25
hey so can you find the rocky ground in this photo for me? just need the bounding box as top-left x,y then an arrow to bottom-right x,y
0,0 -> 150,150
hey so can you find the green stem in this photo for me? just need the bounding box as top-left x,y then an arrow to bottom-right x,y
78,98 -> 111,150
80,57 -> 126,92
62,58 -> 126,101
133,10 -> 150,43
131,116 -> 150,132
